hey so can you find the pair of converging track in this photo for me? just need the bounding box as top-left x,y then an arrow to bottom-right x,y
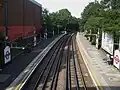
22,34 -> 71,90
22,34 -> 87,90
66,35 -> 80,90
66,35 -> 88,90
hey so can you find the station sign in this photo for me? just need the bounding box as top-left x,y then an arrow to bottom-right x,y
4,46 -> 11,64
113,50 -> 120,69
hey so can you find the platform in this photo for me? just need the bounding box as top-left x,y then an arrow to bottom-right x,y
76,32 -> 120,90
0,37 -> 56,90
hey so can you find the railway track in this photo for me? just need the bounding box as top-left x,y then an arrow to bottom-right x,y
65,35 -> 96,90
22,34 -> 72,90
66,35 -> 81,90
21,34 -> 96,90
72,36 -> 87,90
73,35 -> 96,90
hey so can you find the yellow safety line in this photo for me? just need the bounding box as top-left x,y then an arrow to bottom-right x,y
90,70 -> 104,90
15,71 -> 31,90
76,35 -> 104,90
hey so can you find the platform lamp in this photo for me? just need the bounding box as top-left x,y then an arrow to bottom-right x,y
57,25 -> 60,35
33,25 -> 37,47
4,0 -> 8,46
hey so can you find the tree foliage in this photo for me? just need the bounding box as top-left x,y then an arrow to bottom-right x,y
42,8 -> 52,30
42,8 -> 79,34
80,2 -> 104,33
79,0 -> 120,33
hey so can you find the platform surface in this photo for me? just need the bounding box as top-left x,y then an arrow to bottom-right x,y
0,37 -> 56,90
76,32 -> 120,90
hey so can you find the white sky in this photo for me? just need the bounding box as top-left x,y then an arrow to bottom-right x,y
36,0 -> 99,18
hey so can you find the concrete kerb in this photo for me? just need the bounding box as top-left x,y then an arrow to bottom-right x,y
76,33 -> 105,90
6,34 -> 66,90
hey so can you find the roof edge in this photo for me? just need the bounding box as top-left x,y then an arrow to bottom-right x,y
29,0 -> 42,7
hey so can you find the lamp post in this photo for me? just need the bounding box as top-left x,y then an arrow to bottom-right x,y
53,27 -> 54,37
57,25 -> 60,35
4,0 -> 8,46
33,26 -> 36,47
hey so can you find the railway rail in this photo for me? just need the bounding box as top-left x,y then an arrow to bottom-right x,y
66,35 -> 96,90
22,34 -> 72,90
22,34 -> 96,90
72,36 -> 87,90
74,35 -> 97,90
7,33 -> 97,90
66,35 -> 81,90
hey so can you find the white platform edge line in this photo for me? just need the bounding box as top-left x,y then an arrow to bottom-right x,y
6,34 -> 66,90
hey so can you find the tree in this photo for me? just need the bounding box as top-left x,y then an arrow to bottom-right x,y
67,16 -> 79,32
42,8 -> 53,33
85,16 -> 103,33
56,9 -> 72,30
79,2 -> 104,33
101,0 -> 120,9
42,8 -> 80,35
42,8 -> 51,26
49,9 -> 79,33
79,0 -> 120,46
99,0 -> 120,32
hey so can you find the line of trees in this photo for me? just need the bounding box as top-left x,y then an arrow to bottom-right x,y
42,0 -> 120,38
79,0 -> 120,34
42,8 -> 79,36
78,0 -> 120,46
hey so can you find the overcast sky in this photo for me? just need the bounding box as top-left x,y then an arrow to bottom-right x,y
36,0 -> 98,18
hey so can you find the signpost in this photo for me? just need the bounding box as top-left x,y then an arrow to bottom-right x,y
4,0 -> 8,46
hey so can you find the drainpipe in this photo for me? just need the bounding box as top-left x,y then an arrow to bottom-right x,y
4,0 -> 8,46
